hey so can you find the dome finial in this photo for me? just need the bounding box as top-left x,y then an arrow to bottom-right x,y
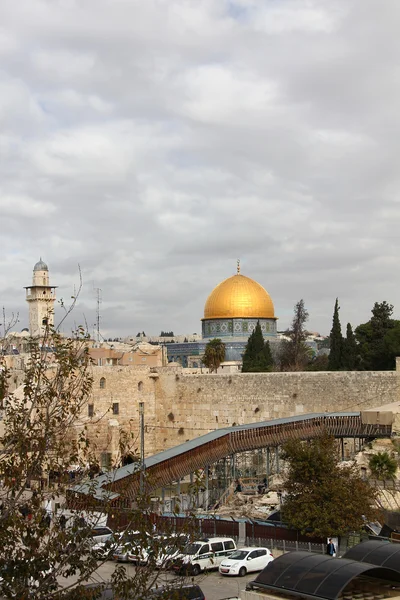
237,259 -> 240,275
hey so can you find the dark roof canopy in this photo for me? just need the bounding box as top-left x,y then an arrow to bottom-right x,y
343,540 -> 400,572
250,551 -> 400,600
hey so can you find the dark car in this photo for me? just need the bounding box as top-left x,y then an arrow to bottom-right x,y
149,584 -> 205,599
78,583 -> 205,600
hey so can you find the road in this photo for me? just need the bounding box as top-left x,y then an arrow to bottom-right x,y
67,560 -> 257,600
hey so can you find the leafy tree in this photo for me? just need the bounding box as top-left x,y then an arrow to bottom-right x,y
369,452 -> 398,480
342,323 -> 358,370
355,301 -> 400,370
306,354 -> 329,371
242,322 -> 274,372
0,316 -> 193,599
279,300 -> 310,371
202,338 -> 225,372
280,433 -> 379,537
328,298 -> 343,370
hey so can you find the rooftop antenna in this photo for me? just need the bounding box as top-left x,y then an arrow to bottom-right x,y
94,286 -> 102,342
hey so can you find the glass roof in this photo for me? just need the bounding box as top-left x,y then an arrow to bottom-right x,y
249,551 -> 400,600
343,540 -> 400,571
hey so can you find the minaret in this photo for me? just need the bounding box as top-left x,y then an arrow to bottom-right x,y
24,259 -> 57,337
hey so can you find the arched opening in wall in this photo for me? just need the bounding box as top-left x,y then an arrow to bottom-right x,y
138,381 -> 143,392
121,454 -> 139,467
42,318 -> 48,326
100,377 -> 106,389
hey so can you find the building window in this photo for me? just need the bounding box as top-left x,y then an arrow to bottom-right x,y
112,403 -> 119,415
100,377 -> 106,389
88,404 -> 94,417
138,381 -> 143,392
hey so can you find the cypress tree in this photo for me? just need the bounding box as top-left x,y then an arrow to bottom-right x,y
342,323 -> 357,370
242,322 -> 274,372
262,340 -> 274,370
328,298 -> 343,370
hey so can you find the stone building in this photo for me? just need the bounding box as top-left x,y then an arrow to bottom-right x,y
88,341 -> 167,367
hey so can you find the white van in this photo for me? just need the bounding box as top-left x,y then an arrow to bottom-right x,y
171,537 -> 236,576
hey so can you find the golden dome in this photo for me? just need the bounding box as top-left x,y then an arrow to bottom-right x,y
203,273 -> 275,320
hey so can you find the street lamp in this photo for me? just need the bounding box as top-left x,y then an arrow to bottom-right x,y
139,401 -> 145,495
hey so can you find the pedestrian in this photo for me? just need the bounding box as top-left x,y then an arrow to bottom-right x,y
59,514 -> 67,530
234,478 -> 243,493
327,538 -> 336,557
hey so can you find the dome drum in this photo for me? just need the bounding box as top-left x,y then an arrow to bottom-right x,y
202,317 -> 277,340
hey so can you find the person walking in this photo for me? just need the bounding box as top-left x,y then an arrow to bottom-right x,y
59,514 -> 67,530
327,538 -> 336,557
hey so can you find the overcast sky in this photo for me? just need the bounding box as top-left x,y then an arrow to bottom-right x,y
1,0 -> 400,338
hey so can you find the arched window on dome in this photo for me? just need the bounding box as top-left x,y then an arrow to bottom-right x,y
138,381 -> 143,392
100,377 -> 106,389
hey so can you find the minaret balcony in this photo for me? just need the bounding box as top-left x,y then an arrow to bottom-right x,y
25,288 -> 56,301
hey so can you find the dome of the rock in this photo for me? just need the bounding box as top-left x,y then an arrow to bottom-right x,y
203,273 -> 275,320
201,266 -> 277,342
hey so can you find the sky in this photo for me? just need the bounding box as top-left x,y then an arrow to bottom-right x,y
1,0 -> 400,338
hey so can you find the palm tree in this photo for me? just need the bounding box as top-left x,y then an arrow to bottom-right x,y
369,452 -> 397,480
202,338 -> 226,373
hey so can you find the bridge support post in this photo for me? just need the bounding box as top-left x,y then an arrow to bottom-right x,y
231,454 -> 236,481
223,457 -> 227,491
266,447 -> 270,484
275,446 -> 280,474
205,465 -> 209,509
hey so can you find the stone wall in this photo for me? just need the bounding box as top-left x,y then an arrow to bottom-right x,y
85,366 -> 157,465
86,366 -> 399,460
151,369 -> 399,453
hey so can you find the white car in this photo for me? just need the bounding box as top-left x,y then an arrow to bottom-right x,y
92,532 -> 122,559
113,531 -> 145,562
154,534 -> 190,569
219,547 -> 273,577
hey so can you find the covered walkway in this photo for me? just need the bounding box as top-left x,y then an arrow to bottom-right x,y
70,411 -> 393,507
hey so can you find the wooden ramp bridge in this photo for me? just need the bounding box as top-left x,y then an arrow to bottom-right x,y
70,411 -> 393,508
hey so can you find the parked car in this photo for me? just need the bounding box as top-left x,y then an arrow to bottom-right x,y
92,532 -> 123,559
65,525 -> 114,555
89,526 -> 114,545
149,583 -> 205,599
219,547 -> 273,577
171,537 -> 236,575
75,583 -> 113,599
78,583 -> 205,599
113,531 -> 146,562
155,534 -> 190,569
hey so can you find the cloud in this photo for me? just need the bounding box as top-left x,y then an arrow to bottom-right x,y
0,0 -> 400,339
